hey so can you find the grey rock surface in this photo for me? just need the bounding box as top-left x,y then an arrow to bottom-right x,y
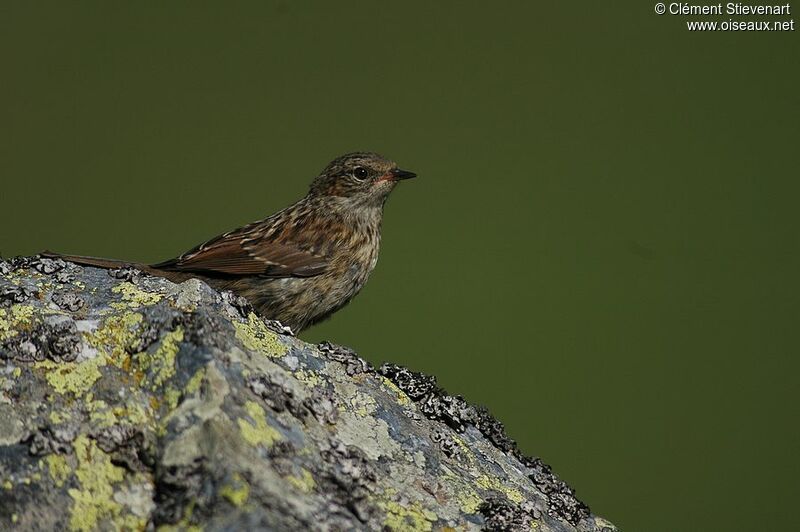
0,256 -> 616,532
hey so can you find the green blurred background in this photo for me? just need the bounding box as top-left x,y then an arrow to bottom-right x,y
2,2 -> 798,530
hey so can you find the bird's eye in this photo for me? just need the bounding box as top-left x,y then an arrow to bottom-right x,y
353,167 -> 369,181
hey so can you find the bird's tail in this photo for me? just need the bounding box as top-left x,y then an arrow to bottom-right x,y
40,250 -> 146,271
41,250 -> 200,285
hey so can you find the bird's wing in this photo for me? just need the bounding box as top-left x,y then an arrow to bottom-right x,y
152,223 -> 330,278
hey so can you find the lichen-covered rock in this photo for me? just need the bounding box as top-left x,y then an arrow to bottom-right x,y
0,256 -> 616,532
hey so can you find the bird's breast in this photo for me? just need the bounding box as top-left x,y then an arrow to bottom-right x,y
334,231 -> 381,290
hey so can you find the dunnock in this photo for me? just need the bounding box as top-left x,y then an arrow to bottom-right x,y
44,152 -> 416,332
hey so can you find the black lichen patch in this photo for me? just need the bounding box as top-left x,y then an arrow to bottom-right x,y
515,454 -> 590,526
54,271 -> 74,283
131,321 -> 163,354
1,315 -> 82,363
472,405 -> 517,452
246,374 -> 309,422
51,291 -> 85,312
378,363 -> 437,400
0,285 -> 36,306
145,306 -> 196,346
152,459 -> 212,527
267,439 -> 297,460
108,266 -> 142,283
135,304 -> 230,356
247,372 -> 340,426
304,388 -> 339,425
46,318 -> 83,361
27,425 -> 78,456
430,428 -> 465,463
378,361 -> 591,525
419,394 -> 477,433
93,425 -> 153,472
30,257 -> 67,275
264,319 -> 294,337
266,441 -> 303,482
1,255 -> 71,280
479,497 -> 541,531
1,256 -> 35,272
318,438 -> 380,524
219,290 -> 254,318
179,308 -> 236,353
318,341 -> 374,376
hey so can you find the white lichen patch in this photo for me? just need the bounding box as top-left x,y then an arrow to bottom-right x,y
335,409 -> 402,461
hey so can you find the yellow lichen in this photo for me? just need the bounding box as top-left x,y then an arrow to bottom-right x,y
0,309 -> 8,338
237,400 -> 281,448
444,466 -> 523,514
219,473 -> 250,507
450,434 -> 477,467
158,521 -> 203,532
67,436 -> 126,532
43,454 -> 71,487
475,474 -> 524,504
381,499 -> 437,532
156,500 -> 202,532
157,525 -> 203,532
137,328 -> 184,388
453,482 -> 483,514
3,480 -> 12,490
0,305 -> 37,341
86,311 -> 143,365
49,410 -> 71,424
294,369 -> 322,387
112,403 -> 151,427
111,282 -> 162,309
234,313 -> 287,358
115,513 -> 147,531
12,367 -> 22,378
87,400 -> 120,427
381,377 -> 411,406
285,468 -> 316,493
163,386 -> 182,411
10,304 -> 35,324
38,356 -> 105,397
185,368 -> 206,395
349,390 -> 377,417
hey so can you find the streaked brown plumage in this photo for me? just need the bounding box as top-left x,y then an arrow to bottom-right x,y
44,152 -> 416,332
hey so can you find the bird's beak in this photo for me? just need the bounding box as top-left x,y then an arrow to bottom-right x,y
390,168 -> 417,181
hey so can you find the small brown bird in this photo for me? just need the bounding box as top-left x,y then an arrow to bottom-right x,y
45,152 -> 416,332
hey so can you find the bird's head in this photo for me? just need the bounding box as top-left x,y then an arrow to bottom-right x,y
308,152 -> 416,208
